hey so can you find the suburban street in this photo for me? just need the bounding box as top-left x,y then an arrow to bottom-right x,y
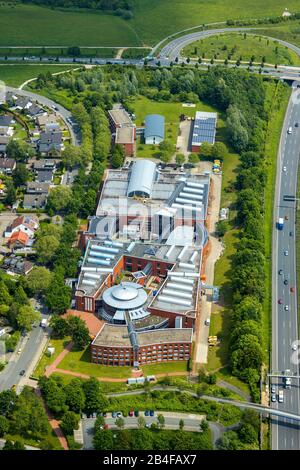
271,87 -> 300,450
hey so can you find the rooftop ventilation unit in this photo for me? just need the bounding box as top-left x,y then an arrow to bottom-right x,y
81,279 -> 96,286
163,288 -> 191,299
182,187 -> 204,195
168,276 -> 195,285
158,295 -> 191,307
91,245 -> 119,254
165,244 -> 176,259
87,257 -> 111,266
177,245 -> 188,261
126,241 -> 136,253
83,273 -> 102,280
89,251 -> 115,259
179,192 -> 203,201
104,240 -> 124,248
82,267 -> 113,273
167,282 -> 193,292
172,203 -> 203,213
175,197 -> 203,206
186,181 -> 205,189
179,262 -> 196,270
190,251 -> 198,264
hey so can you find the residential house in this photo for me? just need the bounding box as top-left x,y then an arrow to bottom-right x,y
37,113 -> 58,128
0,158 -> 16,175
33,159 -> 56,183
4,215 -> 39,239
0,136 -> 9,155
39,130 -> 63,155
26,103 -> 44,118
23,193 -> 48,210
2,255 -> 34,276
7,230 -> 30,249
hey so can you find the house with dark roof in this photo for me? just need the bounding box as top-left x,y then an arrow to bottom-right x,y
26,103 -> 44,118
0,158 -> 16,175
23,193 -> 48,210
26,181 -> 50,194
33,159 -> 56,183
39,130 -> 63,155
0,115 -> 13,127
0,136 -> 9,155
2,255 -> 34,276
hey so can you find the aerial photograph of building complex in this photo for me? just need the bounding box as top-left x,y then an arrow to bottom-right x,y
0,0 -> 299,460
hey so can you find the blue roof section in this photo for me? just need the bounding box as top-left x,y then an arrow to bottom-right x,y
145,114 -> 165,140
192,111 -> 217,146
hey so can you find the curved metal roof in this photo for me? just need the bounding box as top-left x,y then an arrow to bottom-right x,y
144,114 -> 165,140
127,159 -> 156,198
103,281 -> 148,310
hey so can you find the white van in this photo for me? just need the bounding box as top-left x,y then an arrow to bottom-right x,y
287,127 -> 293,134
205,318 -> 210,326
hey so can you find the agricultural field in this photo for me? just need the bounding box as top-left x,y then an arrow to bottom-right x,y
182,33 -> 300,65
0,64 -> 79,87
1,1 -> 300,47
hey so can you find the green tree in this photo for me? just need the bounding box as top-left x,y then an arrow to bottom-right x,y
215,220 -> 229,237
157,414 -> 165,429
46,186 -> 73,215
35,235 -> 60,264
61,145 -> 82,170
175,154 -> 185,166
179,418 -> 184,430
60,411 -> 79,435
17,305 -> 40,332
199,142 -> 213,159
115,417 -> 125,429
12,163 -> 30,187
65,378 -> 85,413
200,419 -> 209,432
83,378 -> 108,414
93,429 -> 114,450
212,142 -> 228,160
4,180 -> 16,206
46,271 -> 71,314
0,415 -> 9,437
6,140 -> 34,162
137,416 -> 146,428
49,315 -> 69,338
25,267 -> 52,296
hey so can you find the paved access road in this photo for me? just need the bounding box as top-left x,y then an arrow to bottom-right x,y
272,87 -> 300,450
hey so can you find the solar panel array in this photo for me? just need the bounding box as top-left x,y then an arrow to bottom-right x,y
192,112 -> 217,146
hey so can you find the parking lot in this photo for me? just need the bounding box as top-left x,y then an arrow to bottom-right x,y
81,411 -> 205,449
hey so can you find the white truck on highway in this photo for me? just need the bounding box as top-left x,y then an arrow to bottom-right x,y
284,369 -> 292,389
278,389 -> 284,403
287,126 -> 293,134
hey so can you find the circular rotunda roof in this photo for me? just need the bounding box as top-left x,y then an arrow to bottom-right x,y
112,285 -> 138,301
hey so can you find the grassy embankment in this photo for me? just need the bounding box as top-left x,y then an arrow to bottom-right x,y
206,79 -> 291,381
182,33 -> 300,66
1,1 -> 300,47
0,64 -> 79,87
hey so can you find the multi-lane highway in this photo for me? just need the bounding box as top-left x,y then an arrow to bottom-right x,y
272,87 -> 300,450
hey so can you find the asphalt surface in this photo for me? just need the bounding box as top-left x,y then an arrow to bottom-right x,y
5,86 -> 81,146
0,321 -> 48,392
271,87 -> 300,450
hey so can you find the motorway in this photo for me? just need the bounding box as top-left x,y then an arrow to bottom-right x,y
271,87 -> 300,450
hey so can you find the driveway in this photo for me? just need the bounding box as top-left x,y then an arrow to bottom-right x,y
175,120 -> 192,159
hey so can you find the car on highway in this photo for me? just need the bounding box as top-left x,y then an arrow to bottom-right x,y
17,348 -> 22,354
278,269 -> 283,275
284,250 -> 289,256
283,166 -> 287,172
295,122 -> 299,127
292,343 -> 298,351
271,385 -> 276,394
284,279 -> 288,285
278,299 -> 283,304
290,286 -> 295,293
19,369 -> 25,376
284,305 -> 289,311
290,231 -> 294,236
271,394 -> 277,402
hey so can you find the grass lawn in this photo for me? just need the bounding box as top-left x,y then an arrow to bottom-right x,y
0,64 -> 79,87
131,95 -> 218,160
182,33 -> 300,66
0,47 -> 118,58
58,345 -> 131,379
141,361 -> 188,376
33,337 -> 71,378
0,4 -> 140,47
216,366 -> 251,396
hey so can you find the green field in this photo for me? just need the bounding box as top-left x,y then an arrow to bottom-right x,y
1,2 -> 300,47
0,47 -> 118,58
0,4 -> 140,47
0,64 -> 79,87
182,33 -> 300,65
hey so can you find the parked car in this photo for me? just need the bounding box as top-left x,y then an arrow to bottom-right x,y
112,411 -> 117,418
19,370 -> 25,376
103,412 -> 107,418
271,385 -> 276,394
284,279 -> 288,285
129,410 -> 134,417
104,424 -> 109,430
292,343 -> 298,351
150,410 -> 155,417
271,394 -> 277,402
144,410 -> 150,416
134,410 -> 139,417
116,412 -> 122,418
